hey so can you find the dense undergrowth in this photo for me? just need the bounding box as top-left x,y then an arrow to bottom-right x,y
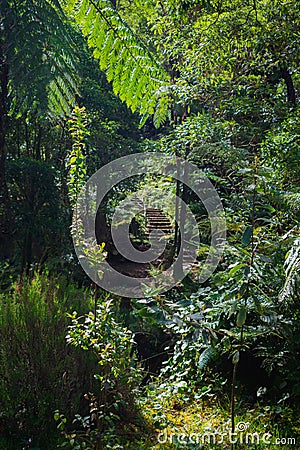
0,273 -> 300,449
0,275 -> 96,448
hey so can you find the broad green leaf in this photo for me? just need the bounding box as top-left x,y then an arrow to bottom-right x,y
237,307 -> 247,327
232,351 -> 240,365
198,346 -> 215,370
242,225 -> 253,246
229,262 -> 246,277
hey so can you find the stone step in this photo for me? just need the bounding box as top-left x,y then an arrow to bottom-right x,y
147,216 -> 172,220
145,227 -> 173,233
146,209 -> 166,212
144,207 -> 174,239
147,225 -> 173,230
146,210 -> 165,214
146,230 -> 173,234
146,215 -> 169,220
148,219 -> 171,225
147,221 -> 171,225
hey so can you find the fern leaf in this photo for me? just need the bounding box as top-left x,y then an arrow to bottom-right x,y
4,0 -> 79,119
61,0 -> 170,127
99,30 -> 115,70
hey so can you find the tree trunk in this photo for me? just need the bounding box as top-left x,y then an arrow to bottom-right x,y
0,59 -> 9,206
175,155 -> 189,279
0,52 -> 13,254
280,66 -> 296,105
35,124 -> 42,160
173,147 -> 190,279
173,158 -> 181,260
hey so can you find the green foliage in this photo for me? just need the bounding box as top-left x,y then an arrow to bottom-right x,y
261,108 -> 300,182
140,386 -> 300,449
198,346 -> 217,371
280,238 -> 300,303
1,0 -> 79,119
0,274 -> 97,449
56,298 -> 143,448
131,169 -> 299,401
62,0 -> 170,127
1,0 -> 300,446
67,106 -> 89,206
6,158 -> 65,267
67,106 -> 110,278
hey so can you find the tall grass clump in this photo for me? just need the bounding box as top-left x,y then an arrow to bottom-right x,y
0,273 -> 97,449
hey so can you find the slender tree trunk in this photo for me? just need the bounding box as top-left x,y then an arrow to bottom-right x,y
175,154 -> 189,279
35,124 -> 42,160
173,147 -> 190,279
96,186 -> 110,256
173,158 -> 181,260
230,362 -> 238,450
280,66 -> 296,105
0,52 -> 13,253
0,59 -> 9,206
25,120 -> 30,156
17,120 -> 21,158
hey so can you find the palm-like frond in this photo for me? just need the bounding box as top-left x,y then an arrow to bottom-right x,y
1,0 -> 79,119
61,0 -> 170,127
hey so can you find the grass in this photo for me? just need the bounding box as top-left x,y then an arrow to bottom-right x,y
117,386 -> 300,449
0,273 -> 97,449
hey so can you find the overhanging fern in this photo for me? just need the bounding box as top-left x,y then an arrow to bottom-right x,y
1,0 -> 79,119
61,0 -> 170,127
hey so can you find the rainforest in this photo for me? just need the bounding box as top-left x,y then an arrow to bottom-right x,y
0,0 -> 300,448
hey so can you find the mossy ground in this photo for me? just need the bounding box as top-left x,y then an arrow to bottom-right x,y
118,389 -> 300,449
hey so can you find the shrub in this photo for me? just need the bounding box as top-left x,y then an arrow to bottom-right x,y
56,298 -> 144,448
0,273 -> 97,449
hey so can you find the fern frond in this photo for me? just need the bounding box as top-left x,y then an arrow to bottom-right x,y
61,0 -> 170,127
154,92 -> 171,129
3,0 -> 79,119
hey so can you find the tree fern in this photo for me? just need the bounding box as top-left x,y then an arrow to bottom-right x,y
61,0 -> 170,127
1,0 -> 79,119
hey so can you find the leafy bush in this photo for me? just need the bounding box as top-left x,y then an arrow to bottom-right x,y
55,298 -> 144,448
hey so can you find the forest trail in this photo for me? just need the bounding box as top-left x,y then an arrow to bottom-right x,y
109,208 -> 173,278
109,207 -> 198,278
145,208 -> 173,237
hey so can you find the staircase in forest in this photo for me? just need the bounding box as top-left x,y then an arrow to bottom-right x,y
144,207 -> 198,275
145,208 -> 173,238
